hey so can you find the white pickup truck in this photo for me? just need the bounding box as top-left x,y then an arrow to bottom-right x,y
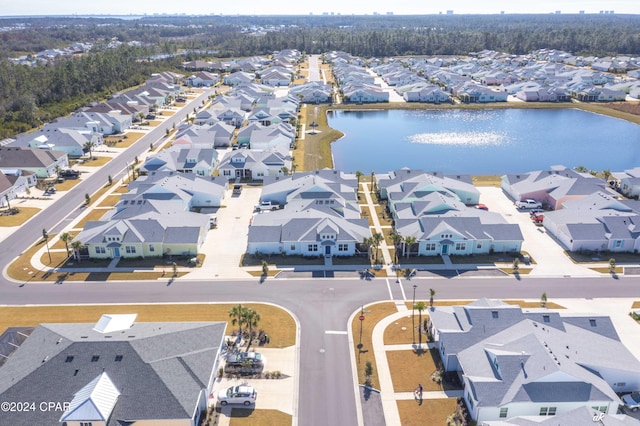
515,199 -> 543,209
254,201 -> 280,212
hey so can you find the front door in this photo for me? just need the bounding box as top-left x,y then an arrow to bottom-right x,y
113,247 -> 121,257
325,245 -> 331,256
441,244 -> 448,255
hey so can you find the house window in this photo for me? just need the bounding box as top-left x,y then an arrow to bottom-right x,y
115,355 -> 123,362
615,240 -> 623,248
65,356 -> 74,363
499,407 -> 508,418
548,407 -> 557,416
455,242 -> 466,251
425,243 -> 436,251
125,246 -> 136,254
589,319 -> 597,327
540,407 -> 548,416
223,170 -> 231,176
543,315 -> 550,323
149,245 -> 155,252
80,423 -> 93,426
91,355 -> 100,362
338,244 -> 348,252
477,242 -> 482,249
257,172 -> 264,177
492,311 -> 499,319
308,244 -> 318,252
467,393 -> 474,409
95,246 -> 106,254
290,244 -> 296,251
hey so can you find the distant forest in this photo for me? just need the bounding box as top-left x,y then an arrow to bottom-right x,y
0,14 -> 639,138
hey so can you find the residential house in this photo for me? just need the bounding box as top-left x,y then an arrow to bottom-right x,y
0,315 -> 226,426
619,167 -> 640,199
378,169 -> 480,207
248,170 -> 370,256
141,145 -> 218,176
542,192 -> 640,253
216,107 -> 246,128
501,166 -> 617,210
186,71 -> 220,87
12,126 -> 102,158
0,147 -> 68,179
427,299 -> 640,424
174,123 -> 235,148
218,147 -> 291,180
224,71 -> 255,86
458,84 -> 508,103
0,170 -> 36,207
402,85 -> 452,103
74,199 -> 209,259
125,171 -> 227,209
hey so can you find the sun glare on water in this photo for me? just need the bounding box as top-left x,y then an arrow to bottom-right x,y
406,132 -> 509,147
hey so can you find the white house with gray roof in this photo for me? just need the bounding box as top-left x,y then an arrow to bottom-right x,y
247,170 -> 371,256
141,145 -> 218,176
218,148 -> 291,180
542,192 -> 640,253
427,299 -> 640,424
501,165 -> 617,210
0,316 -> 226,426
74,199 -> 208,259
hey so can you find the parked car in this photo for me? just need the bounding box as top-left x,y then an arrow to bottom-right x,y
208,215 -> 217,229
226,351 -> 265,367
233,184 -> 243,195
622,392 -> 640,412
516,199 -> 542,209
255,201 -> 280,212
531,212 -> 544,225
59,169 -> 80,178
474,204 -> 489,211
217,385 -> 257,406
529,208 -> 544,216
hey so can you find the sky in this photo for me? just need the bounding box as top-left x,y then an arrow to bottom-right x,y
0,0 -> 637,16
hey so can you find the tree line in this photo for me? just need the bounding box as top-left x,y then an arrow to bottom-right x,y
0,14 -> 639,138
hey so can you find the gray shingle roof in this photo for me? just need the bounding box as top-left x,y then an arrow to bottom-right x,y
0,322 -> 225,426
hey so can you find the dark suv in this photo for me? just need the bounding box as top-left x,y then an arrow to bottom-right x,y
224,352 -> 264,373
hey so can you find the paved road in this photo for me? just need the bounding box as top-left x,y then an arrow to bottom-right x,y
1,271 -> 638,425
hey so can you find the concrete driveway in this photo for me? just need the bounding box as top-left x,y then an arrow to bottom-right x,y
188,185 -> 261,279
477,186 -> 600,277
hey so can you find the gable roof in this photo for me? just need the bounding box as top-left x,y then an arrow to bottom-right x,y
61,372 -> 120,422
0,321 -> 225,425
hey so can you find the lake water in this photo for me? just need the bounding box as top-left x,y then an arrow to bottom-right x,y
329,108 -> 640,175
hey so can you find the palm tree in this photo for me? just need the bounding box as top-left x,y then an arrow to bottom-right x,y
228,304 -> 248,337
70,240 -> 83,262
83,141 -> 95,160
403,236 -> 417,260
540,292 -> 547,308
355,171 -> 363,193
371,232 -> 384,263
414,301 -> 426,347
244,308 -> 261,344
4,194 -> 10,210
388,231 -> 403,263
429,288 -> 436,308
362,237 -> 374,261
602,169 -> 612,182
60,232 -> 72,257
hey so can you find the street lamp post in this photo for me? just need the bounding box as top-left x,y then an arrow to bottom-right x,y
412,284 -> 417,345
42,228 -> 51,265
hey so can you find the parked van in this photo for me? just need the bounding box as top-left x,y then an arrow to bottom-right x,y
209,216 -> 217,229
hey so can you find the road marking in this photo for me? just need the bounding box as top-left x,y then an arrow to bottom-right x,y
398,279 -> 407,301
325,330 -> 348,335
386,278 -> 394,300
